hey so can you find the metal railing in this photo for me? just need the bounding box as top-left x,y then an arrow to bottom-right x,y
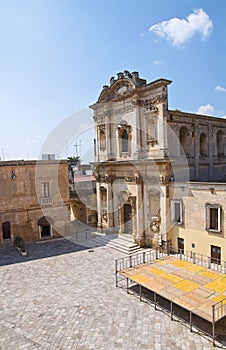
115,248 -> 226,274
115,250 -> 226,347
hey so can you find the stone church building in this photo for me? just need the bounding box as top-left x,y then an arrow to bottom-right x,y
90,71 -> 226,261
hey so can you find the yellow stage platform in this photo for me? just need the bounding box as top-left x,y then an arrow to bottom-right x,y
119,256 -> 226,322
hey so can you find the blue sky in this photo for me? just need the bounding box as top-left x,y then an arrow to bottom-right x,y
0,0 -> 225,161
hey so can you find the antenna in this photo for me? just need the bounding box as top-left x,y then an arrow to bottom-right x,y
73,140 -> 82,158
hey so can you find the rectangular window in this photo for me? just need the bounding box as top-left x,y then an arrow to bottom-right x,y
171,200 -> 183,224
41,182 -> 50,198
206,205 -> 221,232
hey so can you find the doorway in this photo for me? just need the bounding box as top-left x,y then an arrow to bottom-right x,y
178,237 -> 184,254
123,203 -> 132,233
38,217 -> 52,238
2,222 -> 11,240
211,245 -> 221,264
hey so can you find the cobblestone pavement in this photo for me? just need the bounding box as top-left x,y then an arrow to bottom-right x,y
0,239 -> 222,350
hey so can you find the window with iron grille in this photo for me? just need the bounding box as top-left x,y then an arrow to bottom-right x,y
206,204 -> 221,232
41,182 -> 50,198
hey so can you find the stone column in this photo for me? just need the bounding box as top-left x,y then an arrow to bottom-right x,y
135,177 -> 145,247
160,184 -> 167,243
131,196 -> 137,241
106,176 -> 114,229
156,103 -> 167,158
96,182 -> 102,232
135,105 -> 141,158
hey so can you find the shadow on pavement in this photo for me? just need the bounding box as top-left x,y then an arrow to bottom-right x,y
0,238 -> 87,267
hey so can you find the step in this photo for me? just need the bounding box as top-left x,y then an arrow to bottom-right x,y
92,234 -> 143,255
117,234 -> 135,242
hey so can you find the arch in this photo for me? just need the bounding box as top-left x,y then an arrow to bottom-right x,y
200,132 -> 208,157
217,130 -> 224,157
2,221 -> 11,240
179,126 -> 189,155
38,216 -> 53,238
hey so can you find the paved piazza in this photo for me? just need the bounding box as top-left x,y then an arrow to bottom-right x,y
0,238 -> 220,349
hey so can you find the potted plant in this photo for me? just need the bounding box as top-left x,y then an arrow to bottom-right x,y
14,236 -> 27,256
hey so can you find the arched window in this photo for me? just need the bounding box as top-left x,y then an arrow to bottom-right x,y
179,126 -> 189,155
200,133 -> 208,157
99,129 -> 106,150
122,129 -> 128,152
217,130 -> 224,157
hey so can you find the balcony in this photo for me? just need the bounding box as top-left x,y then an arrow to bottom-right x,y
40,197 -> 53,205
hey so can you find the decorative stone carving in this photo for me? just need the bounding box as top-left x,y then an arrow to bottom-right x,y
114,107 -> 124,114
102,211 -> 108,223
133,99 -> 158,112
105,109 -> 114,117
150,215 -> 161,233
93,171 -> 100,181
125,176 -> 135,183
152,93 -> 168,104
146,137 -> 158,147
96,115 -> 105,124
160,175 -> 172,185
117,191 -> 129,205
120,152 -> 130,159
134,171 -> 143,184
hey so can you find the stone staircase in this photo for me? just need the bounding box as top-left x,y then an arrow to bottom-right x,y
92,233 -> 144,255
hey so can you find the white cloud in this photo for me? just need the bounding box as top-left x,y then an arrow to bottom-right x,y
197,104 -> 215,116
153,59 -> 163,65
215,86 -> 226,92
149,8 -> 213,46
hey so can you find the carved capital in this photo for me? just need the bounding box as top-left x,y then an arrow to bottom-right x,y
133,99 -> 158,112
146,137 -> 158,147
160,175 -> 171,185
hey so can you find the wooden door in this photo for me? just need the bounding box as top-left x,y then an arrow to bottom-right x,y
211,245 -> 221,264
178,237 -> 184,254
2,222 -> 11,240
123,204 -> 132,233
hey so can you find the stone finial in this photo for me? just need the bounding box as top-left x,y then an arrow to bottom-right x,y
110,77 -> 115,85
124,70 -> 132,78
117,72 -> 124,79
132,71 -> 139,78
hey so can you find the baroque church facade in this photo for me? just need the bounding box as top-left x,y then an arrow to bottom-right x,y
90,71 -> 226,260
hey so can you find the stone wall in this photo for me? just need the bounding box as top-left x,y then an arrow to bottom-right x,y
0,160 -> 70,244
167,110 -> 226,182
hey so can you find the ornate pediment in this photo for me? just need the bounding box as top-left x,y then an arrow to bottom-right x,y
98,70 -> 146,102
98,80 -> 134,102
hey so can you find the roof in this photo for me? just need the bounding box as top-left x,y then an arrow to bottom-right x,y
73,175 -> 95,183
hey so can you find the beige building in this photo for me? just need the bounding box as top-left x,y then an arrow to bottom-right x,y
0,160 -> 70,244
168,182 -> 226,262
70,174 -> 97,226
90,70 -> 226,260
